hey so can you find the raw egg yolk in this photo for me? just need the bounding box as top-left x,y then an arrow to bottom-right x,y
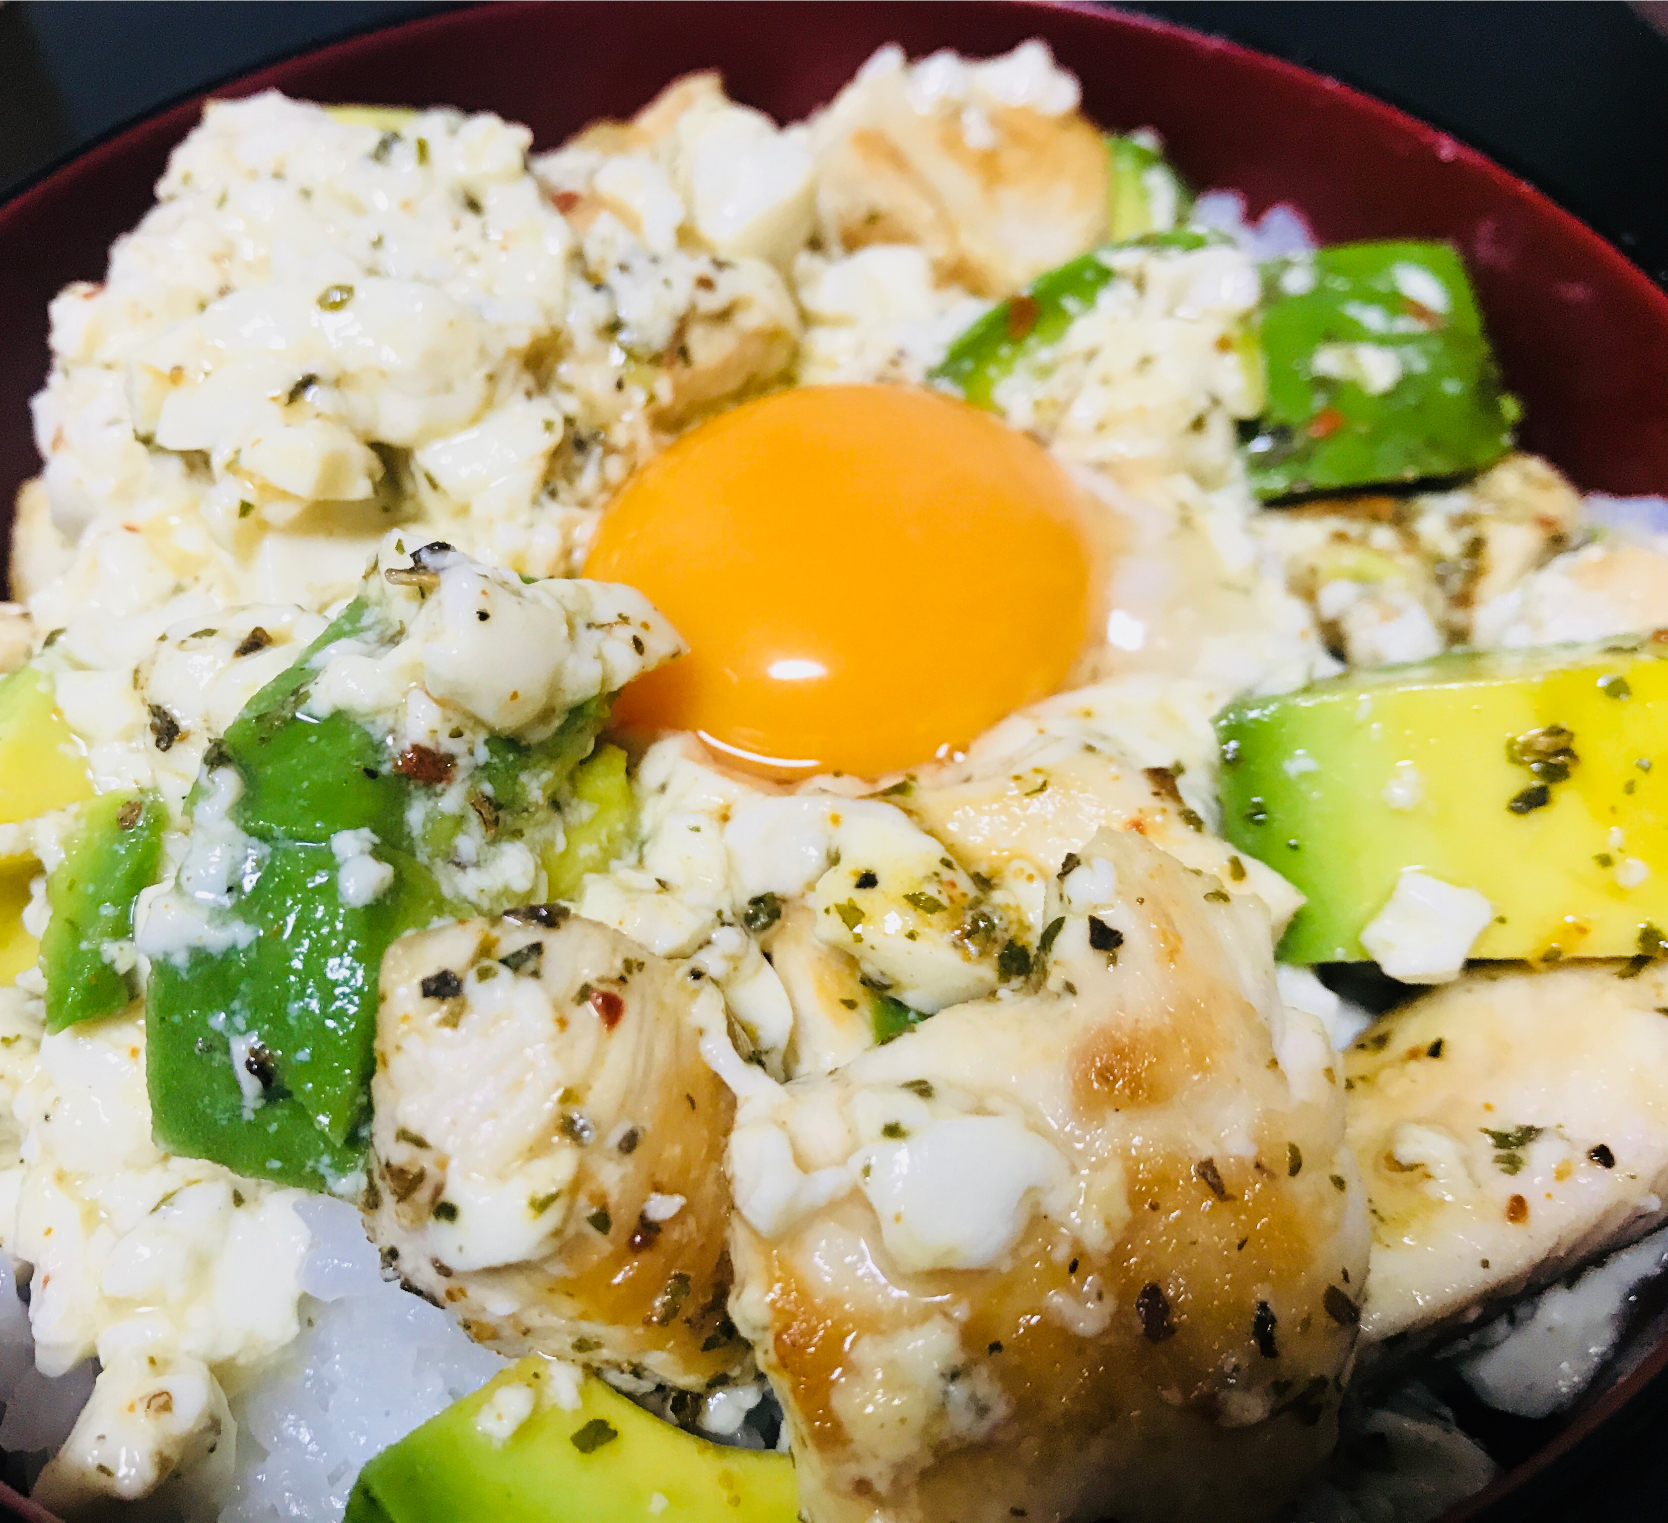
584,384 -> 1094,779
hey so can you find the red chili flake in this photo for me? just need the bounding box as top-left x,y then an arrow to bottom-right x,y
392,745 -> 455,785
1005,294 -> 1040,342
1307,407 -> 1346,440
1401,296 -> 1442,328
590,988 -> 625,1029
551,189 -> 582,214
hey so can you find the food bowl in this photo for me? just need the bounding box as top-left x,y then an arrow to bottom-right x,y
1,4 -> 1666,1520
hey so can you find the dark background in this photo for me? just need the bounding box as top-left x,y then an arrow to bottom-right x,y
3,4 -> 1668,1522
3,1 -> 1667,289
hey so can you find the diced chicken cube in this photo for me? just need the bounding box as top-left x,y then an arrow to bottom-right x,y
366,908 -> 747,1389
1346,962 -> 1668,1342
730,828 -> 1365,1523
809,46 -> 1109,296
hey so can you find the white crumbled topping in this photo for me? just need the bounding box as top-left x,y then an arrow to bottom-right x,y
34,1354 -> 231,1509
1392,261 -> 1452,315
1618,857 -> 1651,890
0,1007 -> 311,1509
134,767 -> 265,965
641,1191 -> 686,1223
827,1316 -> 1008,1465
794,245 -> 984,385
330,827 -> 395,908
1061,854 -> 1118,913
808,803 -> 1003,1014
1311,341 -> 1404,396
591,156 -> 687,256
699,1380 -> 766,1437
723,792 -> 841,902
851,1115 -> 1069,1272
1389,1122 -> 1476,1204
896,40 -> 1081,118
308,537 -> 683,745
1360,870 -> 1494,984
1044,1274 -> 1113,1338
1382,760 -> 1425,811
993,243 -> 1264,495
1314,579 -> 1445,669
1277,965 -> 1373,1052
133,893 -> 258,964
474,1379 -> 538,1445
225,1030 -> 270,1119
665,102 -> 815,268
728,1120 -> 852,1239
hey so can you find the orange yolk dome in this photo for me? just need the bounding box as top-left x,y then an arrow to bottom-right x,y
584,384 -> 1095,779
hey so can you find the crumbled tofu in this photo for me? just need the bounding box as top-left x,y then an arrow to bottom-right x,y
1310,341 -> 1403,396
366,911 -> 746,1389
474,1379 -> 538,1445
1360,870 -> 1494,983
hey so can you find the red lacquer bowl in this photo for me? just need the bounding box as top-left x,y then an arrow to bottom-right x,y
1,5 -> 1666,1521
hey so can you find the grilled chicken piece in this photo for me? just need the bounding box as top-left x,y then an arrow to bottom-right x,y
1345,962 -> 1668,1343
766,900 -> 873,1080
366,908 -> 748,1388
1255,452 -> 1582,667
536,74 -> 804,444
809,49 -> 1109,296
906,723 -> 1303,934
650,262 -> 800,430
1474,534 -> 1668,651
728,828 -> 1366,1523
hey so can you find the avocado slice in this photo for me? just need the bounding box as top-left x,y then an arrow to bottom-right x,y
1106,132 -> 1191,242
40,788 -> 165,1031
323,106 -> 420,133
1243,240 -> 1518,499
1216,636 -> 1668,966
544,742 -> 636,901
346,1359 -> 797,1523
0,666 -> 94,852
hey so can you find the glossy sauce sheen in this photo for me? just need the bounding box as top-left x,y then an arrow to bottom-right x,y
586,384 -> 1094,779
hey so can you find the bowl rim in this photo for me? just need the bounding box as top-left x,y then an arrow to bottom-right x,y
3,5 -> 1668,1521
0,1 -> 456,218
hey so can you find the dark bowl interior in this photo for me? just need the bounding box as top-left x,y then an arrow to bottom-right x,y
1,3 -> 1667,1519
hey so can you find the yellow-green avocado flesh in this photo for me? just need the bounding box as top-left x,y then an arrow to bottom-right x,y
346,1360 -> 798,1523
1216,635 -> 1668,965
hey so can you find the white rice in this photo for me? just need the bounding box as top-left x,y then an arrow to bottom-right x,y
0,1256 -> 95,1491
1190,188 -> 1319,261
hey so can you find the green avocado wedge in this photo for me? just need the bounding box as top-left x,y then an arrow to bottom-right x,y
1106,131 -> 1190,242
40,789 -> 165,1031
345,1359 -> 798,1523
1216,637 -> 1668,967
543,742 -> 635,901
1243,240 -> 1518,499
